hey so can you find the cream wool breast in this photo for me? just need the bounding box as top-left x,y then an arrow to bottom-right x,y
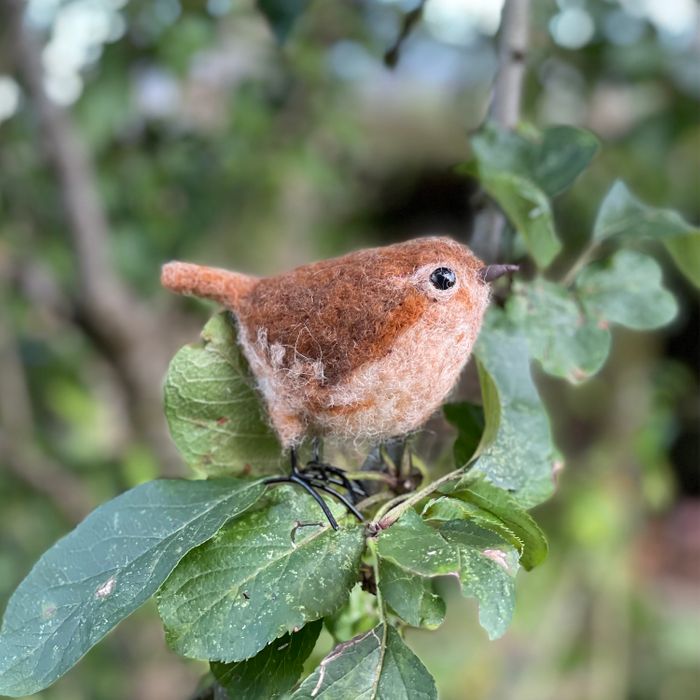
314,274 -> 490,442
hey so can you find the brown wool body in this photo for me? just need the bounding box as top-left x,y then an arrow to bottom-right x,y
162,237 -> 490,448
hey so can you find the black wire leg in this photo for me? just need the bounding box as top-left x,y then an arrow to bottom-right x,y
264,448 -> 342,529
304,473 -> 367,500
264,447 -> 369,529
309,438 -> 367,499
303,480 -> 364,522
265,473 -> 340,530
304,461 -> 368,502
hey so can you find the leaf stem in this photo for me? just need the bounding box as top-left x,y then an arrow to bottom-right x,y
343,470 -> 395,483
372,493 -> 412,524
356,491 -> 395,513
371,467 -> 467,531
367,538 -> 386,621
561,243 -> 598,287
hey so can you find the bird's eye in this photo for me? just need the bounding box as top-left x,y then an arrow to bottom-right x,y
430,267 -> 456,291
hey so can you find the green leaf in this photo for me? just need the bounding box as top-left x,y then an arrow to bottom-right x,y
577,250 -> 678,330
443,402 -> 484,467
422,496 -> 522,552
441,480 -> 548,571
593,180 -> 700,243
376,509 -> 459,577
211,619 -> 322,700
377,560 -> 446,630
324,585 -> 380,644
406,501 -> 520,639
465,123 -> 599,267
164,312 -> 283,477
467,126 -> 530,178
532,125 -> 600,197
440,521 -> 518,640
291,624 -> 437,699
665,235 -> 700,288
157,486 -> 365,662
257,0 -> 310,42
376,509 -> 455,630
470,123 -> 599,198
480,170 -> 561,268
0,478 -> 266,697
506,278 -> 611,383
375,509 -> 522,637
471,309 -> 557,508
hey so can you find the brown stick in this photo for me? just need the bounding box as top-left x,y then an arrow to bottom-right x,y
0,269 -> 93,522
384,0 -> 427,68
491,0 -> 530,130
470,0 -> 530,262
0,434 -> 93,524
6,0 -> 182,475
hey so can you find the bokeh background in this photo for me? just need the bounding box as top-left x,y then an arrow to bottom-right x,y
0,1 -> 698,698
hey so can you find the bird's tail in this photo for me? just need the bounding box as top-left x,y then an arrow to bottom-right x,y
161,261 -> 258,310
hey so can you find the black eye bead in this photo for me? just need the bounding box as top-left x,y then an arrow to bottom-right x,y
430,267 -> 456,291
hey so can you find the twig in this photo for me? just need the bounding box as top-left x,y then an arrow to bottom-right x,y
0,435 -> 93,524
356,491 -> 395,513
384,1 -> 427,68
370,465 -> 468,532
491,0 -> 530,130
367,538 -> 387,622
6,0 -> 183,475
470,0 -> 530,263
0,266 -> 93,522
560,243 -> 598,287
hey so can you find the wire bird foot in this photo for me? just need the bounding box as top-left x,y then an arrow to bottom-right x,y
265,449 -> 366,530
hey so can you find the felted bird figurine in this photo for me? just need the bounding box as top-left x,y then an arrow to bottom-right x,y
162,236 -> 515,527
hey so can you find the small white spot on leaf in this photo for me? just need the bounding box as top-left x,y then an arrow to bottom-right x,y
41,602 -> 57,620
482,548 -> 510,572
95,576 -> 116,599
552,459 -> 565,484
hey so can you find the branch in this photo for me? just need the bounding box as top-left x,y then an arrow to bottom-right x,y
470,0 -> 530,263
7,1 -> 128,328
0,434 -> 93,524
369,464 -> 465,532
490,0 -> 530,130
384,1 -> 427,68
6,0 -> 183,475
0,267 -> 93,522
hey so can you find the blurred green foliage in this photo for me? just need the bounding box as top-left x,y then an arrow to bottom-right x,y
0,0 -> 698,698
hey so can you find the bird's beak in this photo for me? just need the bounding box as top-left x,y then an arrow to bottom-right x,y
479,264 -> 519,283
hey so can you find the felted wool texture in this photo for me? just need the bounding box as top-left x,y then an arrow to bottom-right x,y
161,236 -> 490,448
161,261 -> 258,308
310,264 -> 489,443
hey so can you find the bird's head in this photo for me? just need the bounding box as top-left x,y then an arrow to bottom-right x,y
382,237 -> 515,339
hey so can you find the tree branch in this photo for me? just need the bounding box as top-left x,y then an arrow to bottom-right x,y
491,0 -> 530,130
470,0 -> 530,262
0,434 -> 93,524
6,0 -> 183,475
384,1 -> 427,68
0,266 -> 93,523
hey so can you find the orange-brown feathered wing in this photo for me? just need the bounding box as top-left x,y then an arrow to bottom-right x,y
236,247 -> 428,386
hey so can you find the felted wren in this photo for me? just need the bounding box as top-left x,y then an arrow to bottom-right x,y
162,237 -> 513,451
